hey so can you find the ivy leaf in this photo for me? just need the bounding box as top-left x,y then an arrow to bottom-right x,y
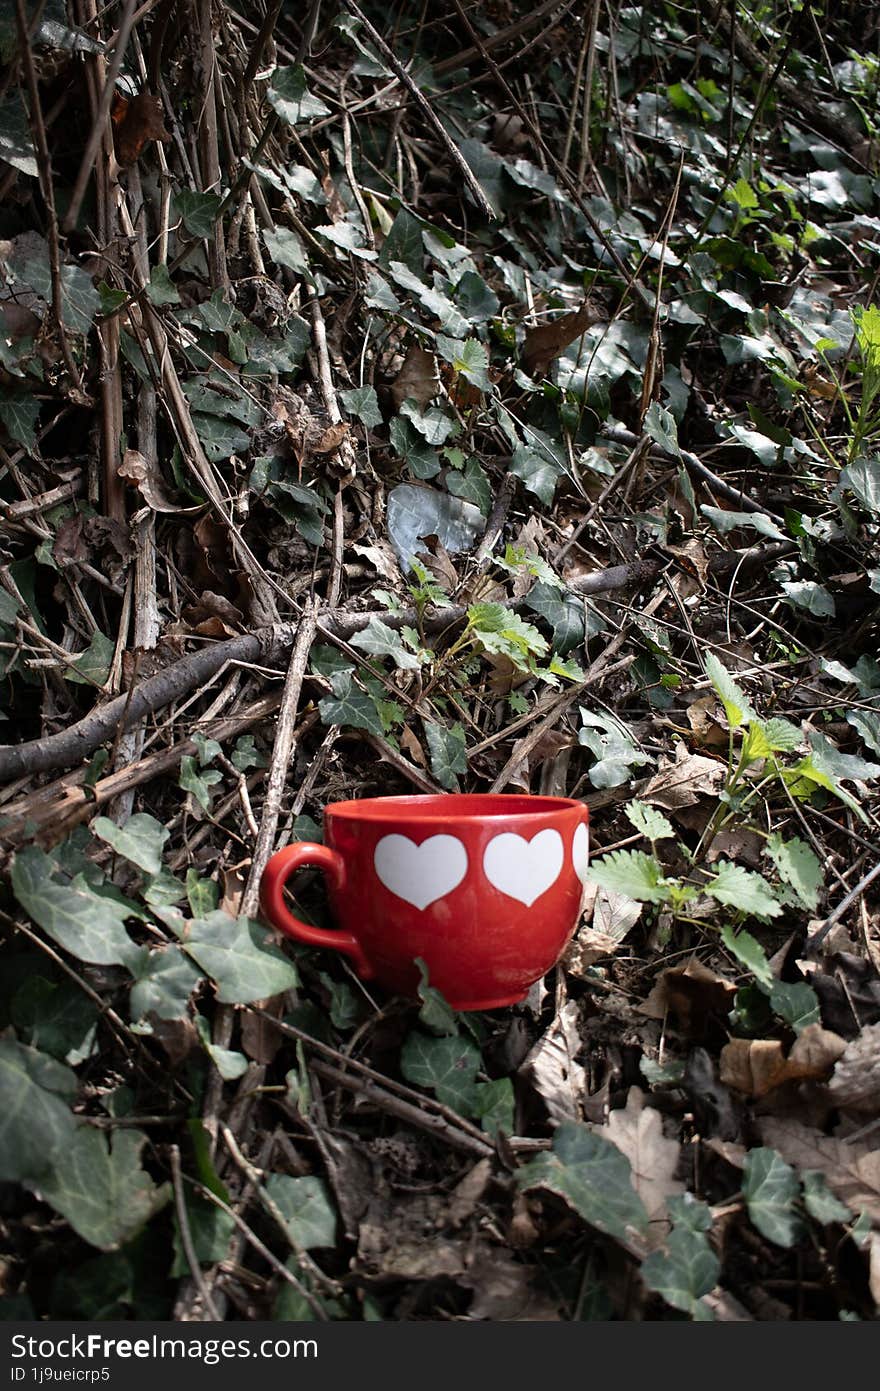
267,65 -> 330,124
0,1038 -> 77,1183
435,335 -> 492,391
642,1222 -> 719,1320
742,1147 -> 805,1248
389,415 -> 441,478
265,1174 -> 337,1249
705,653 -> 755,730
66,630 -> 114,686
146,264 -> 180,306
445,456 -> 491,513
13,254 -> 100,333
523,583 -> 585,655
377,208 -> 425,275
588,849 -> 671,903
316,220 -> 377,261
643,402 -> 682,458
171,1199 -> 235,1277
179,754 -> 222,811
781,580 -> 836,617
195,1016 -> 248,1080
318,670 -> 385,736
415,958 -> 458,1037
719,921 -> 774,988
400,1031 -> 481,1113
0,94 -> 37,177
340,384 -> 382,428
769,981 -> 820,1035
262,226 -> 309,274
350,615 -> 422,670
707,862 -> 782,921
91,813 -> 169,877
30,1128 -> 169,1252
12,845 -> 140,968
472,1077 -> 515,1137
802,1171 -> 852,1225
424,721 -> 468,791
509,443 -> 561,505
12,977 -> 97,1062
0,391 -> 40,451
130,947 -> 202,1023
518,1122 -> 650,1244
764,834 -> 822,911
624,800 -> 675,842
172,189 -> 223,239
179,911 -> 299,1004
399,399 -> 458,446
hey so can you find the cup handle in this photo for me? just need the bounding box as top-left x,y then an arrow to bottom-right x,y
259,843 -> 374,978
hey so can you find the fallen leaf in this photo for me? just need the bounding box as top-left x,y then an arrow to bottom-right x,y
400,725 -> 426,767
639,957 -> 737,1035
756,1118 -> 880,1225
119,449 -> 201,514
522,302 -> 601,378
564,888 -> 641,974
390,344 -> 440,410
463,1247 -> 562,1321
350,540 -> 402,582
685,693 -> 730,751
519,1000 -> 586,1124
720,1023 -> 847,1099
312,421 -> 349,455
639,741 -> 725,812
828,1022 -> 880,1114
601,1088 -> 684,1250
112,89 -> 170,167
445,1159 -> 492,1228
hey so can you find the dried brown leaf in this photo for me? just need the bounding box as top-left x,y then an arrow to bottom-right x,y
638,957 -> 737,1033
390,344 -> 440,410
601,1087 -> 684,1250
720,1026 -> 845,1099
112,89 -> 170,167
522,302 -> 601,378
519,1000 -> 585,1124
640,741 -> 725,811
828,1022 -> 880,1115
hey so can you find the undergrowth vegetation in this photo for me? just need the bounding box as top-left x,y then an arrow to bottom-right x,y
0,0 -> 879,1322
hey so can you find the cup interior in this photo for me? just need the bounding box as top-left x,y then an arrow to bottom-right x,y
325,793 -> 585,822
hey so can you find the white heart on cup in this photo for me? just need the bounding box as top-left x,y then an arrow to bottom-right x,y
572,821 -> 590,885
374,834 -> 468,911
483,829 -> 564,908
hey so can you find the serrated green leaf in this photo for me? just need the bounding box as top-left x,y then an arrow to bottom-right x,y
91,812 -> 169,876
180,911 -> 299,1004
12,845 -> 140,968
642,1223 -> 719,1320
624,800 -> 675,842
518,1122 -> 649,1243
130,947 -> 202,1023
588,849 -> 671,904
340,384 -> 382,428
705,652 -> 755,730
266,1173 -> 337,1249
764,834 -> 822,912
467,601 -> 548,668
350,615 -> 422,670
808,730 -> 880,784
708,862 -> 782,921
400,1031 -> 481,1113
30,1128 -> 169,1252
424,721 -> 468,791
719,920 -> 775,986
0,1038 -> 77,1183
267,65 -> 330,124
742,1147 -> 805,1248
172,189 -> 223,239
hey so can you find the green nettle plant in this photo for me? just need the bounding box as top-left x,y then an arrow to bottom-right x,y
585,654 -> 877,983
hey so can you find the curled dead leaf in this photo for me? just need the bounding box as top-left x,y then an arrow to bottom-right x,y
828,1022 -> 880,1114
719,1024 -> 846,1098
390,344 -> 440,410
639,741 -> 725,812
112,89 -> 170,167
522,301 -> 602,379
639,957 -> 737,1035
119,448 -> 201,514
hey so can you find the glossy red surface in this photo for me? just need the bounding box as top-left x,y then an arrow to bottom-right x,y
259,794 -> 590,1010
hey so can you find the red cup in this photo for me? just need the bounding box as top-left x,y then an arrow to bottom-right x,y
259,793 -> 590,1010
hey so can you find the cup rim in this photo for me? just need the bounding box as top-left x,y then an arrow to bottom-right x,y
323,793 -> 588,822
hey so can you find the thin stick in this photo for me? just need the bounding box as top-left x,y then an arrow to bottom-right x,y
807,861 -> 880,954
64,0 -> 138,232
338,0 -> 496,220
241,603 -> 319,917
170,1145 -> 221,1321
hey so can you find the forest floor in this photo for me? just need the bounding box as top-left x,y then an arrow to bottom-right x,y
1,0 -> 880,1322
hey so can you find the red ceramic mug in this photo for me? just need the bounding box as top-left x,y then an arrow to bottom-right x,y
259,793 -> 590,1010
